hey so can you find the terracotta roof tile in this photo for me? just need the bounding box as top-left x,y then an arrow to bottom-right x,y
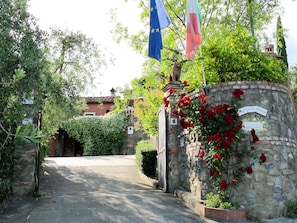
83,96 -> 114,103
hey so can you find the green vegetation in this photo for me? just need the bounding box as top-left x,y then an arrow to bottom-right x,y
112,0 -> 289,137
205,192 -> 232,209
135,140 -> 157,178
62,113 -> 128,156
0,0 -> 111,206
286,200 -> 297,219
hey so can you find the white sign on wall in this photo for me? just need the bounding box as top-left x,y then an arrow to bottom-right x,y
242,121 -> 263,131
238,106 -> 268,117
239,106 -> 268,132
128,126 -> 134,135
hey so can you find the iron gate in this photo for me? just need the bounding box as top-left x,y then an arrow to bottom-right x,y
157,107 -> 167,192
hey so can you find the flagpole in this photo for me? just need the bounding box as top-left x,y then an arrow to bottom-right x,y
199,46 -> 206,86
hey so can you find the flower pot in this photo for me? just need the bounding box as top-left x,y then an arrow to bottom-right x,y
195,202 -> 246,221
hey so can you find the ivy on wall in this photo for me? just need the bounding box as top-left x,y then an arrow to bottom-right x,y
62,113 -> 129,156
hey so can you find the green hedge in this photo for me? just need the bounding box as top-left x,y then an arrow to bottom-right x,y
135,140 -> 157,178
62,113 -> 128,156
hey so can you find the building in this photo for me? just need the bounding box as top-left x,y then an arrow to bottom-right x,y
49,89 -> 116,157
82,88 -> 116,116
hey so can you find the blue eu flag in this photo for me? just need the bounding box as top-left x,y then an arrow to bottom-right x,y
148,0 -> 171,61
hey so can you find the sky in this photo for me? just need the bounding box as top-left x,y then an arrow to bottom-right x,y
28,0 -> 296,96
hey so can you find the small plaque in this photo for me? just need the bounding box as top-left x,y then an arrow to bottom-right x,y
238,106 -> 267,117
170,118 -> 177,125
242,121 -> 263,131
22,118 -> 33,125
127,126 -> 134,135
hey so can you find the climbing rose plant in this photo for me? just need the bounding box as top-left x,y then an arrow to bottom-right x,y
165,85 -> 266,205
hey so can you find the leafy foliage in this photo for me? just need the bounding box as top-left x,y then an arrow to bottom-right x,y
41,28 -> 112,153
135,140 -> 156,176
111,0 -> 286,137
202,25 -> 287,84
205,192 -> 232,209
0,0 -> 48,206
62,113 -> 128,156
170,87 -> 266,206
286,200 -> 297,219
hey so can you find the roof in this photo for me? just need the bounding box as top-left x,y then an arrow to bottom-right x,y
83,96 -> 114,103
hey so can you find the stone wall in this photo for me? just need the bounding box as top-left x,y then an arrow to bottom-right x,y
165,81 -> 297,219
13,142 -> 37,197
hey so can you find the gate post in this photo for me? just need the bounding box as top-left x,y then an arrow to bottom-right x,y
161,81 -> 184,193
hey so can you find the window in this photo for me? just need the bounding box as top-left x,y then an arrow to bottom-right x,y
83,112 -> 95,116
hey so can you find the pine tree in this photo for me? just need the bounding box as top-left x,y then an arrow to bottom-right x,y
276,16 -> 288,69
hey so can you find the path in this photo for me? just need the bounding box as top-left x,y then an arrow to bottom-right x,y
0,155 -> 210,223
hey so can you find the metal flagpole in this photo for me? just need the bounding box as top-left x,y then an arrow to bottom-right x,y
199,46 -> 206,86
164,0 -> 206,87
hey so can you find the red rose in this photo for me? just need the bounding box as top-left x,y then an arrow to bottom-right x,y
260,153 -> 266,163
222,139 -> 232,149
179,119 -> 188,129
169,88 -> 176,95
250,146 -> 255,150
213,153 -> 222,159
220,180 -> 228,190
199,94 -> 206,100
179,110 -> 188,118
210,168 -> 219,176
224,115 -> 234,125
198,150 -> 205,158
163,97 -> 169,107
206,109 -> 215,120
235,121 -> 243,130
246,166 -> 253,174
172,109 -> 179,116
232,89 -> 244,99
183,80 -> 188,85
232,179 -> 238,185
251,128 -> 259,143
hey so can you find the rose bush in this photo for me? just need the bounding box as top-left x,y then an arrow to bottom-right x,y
165,84 -> 266,207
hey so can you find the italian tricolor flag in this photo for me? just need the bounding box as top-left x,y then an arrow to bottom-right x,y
186,0 -> 202,60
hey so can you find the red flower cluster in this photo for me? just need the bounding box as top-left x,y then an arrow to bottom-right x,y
213,153 -> 222,159
232,89 -> 244,99
251,128 -> 259,143
220,180 -> 228,190
210,168 -> 219,176
260,153 -> 266,163
170,87 -> 267,197
246,166 -> 253,174
163,97 -> 169,107
198,150 -> 205,158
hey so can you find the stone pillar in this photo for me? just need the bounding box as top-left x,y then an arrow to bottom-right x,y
13,142 -> 36,196
162,81 -> 185,193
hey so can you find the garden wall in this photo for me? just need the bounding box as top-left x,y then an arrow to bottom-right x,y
165,81 -> 297,219
13,142 -> 37,197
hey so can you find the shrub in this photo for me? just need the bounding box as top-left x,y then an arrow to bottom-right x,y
286,200 -> 297,219
205,192 -> 232,209
141,150 -> 157,178
135,140 -> 156,177
62,113 -> 128,156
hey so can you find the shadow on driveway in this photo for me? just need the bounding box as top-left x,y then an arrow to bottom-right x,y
0,155 -> 207,223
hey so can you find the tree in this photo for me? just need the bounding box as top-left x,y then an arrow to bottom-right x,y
276,16 -> 288,69
111,0 -> 285,137
41,28 -> 114,149
0,0 -> 48,204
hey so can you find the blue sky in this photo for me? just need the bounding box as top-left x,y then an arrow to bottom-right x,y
29,0 -> 296,96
